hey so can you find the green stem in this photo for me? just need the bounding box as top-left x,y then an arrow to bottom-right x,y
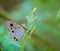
20,24 -> 36,51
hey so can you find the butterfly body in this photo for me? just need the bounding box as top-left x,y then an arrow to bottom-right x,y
6,21 -> 26,41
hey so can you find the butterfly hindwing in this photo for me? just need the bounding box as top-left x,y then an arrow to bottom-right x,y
6,21 -> 26,41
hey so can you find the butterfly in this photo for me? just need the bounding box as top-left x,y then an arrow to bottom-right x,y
6,21 -> 27,42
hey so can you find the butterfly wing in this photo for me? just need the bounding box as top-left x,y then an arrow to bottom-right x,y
6,21 -> 26,41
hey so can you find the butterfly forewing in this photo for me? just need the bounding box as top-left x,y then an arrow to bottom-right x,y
6,21 -> 26,41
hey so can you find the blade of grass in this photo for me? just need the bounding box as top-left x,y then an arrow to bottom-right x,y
20,24 -> 36,51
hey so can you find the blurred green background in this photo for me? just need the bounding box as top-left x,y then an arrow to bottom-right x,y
0,0 -> 60,51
